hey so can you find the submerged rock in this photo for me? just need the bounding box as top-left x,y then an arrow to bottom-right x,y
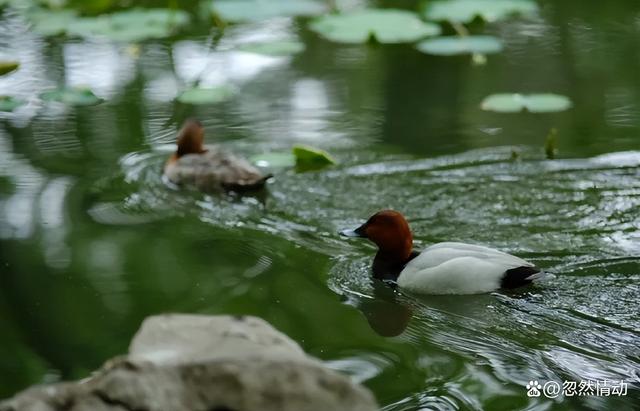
0,314 -> 377,411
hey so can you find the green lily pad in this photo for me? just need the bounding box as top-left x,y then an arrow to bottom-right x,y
67,8 -> 189,42
481,93 -> 572,113
237,40 -> 305,56
252,145 -> 335,170
40,87 -> 103,106
0,0 -> 32,6
211,0 -> 325,23
111,8 -> 190,26
176,85 -> 236,105
417,35 -> 503,55
310,9 -> 441,44
0,96 -> 25,112
0,61 -> 19,76
424,0 -> 538,23
293,144 -> 336,171
27,9 -> 78,36
250,152 -> 297,168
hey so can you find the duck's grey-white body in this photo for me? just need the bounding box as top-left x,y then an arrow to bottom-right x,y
397,242 -> 545,295
165,147 -> 267,192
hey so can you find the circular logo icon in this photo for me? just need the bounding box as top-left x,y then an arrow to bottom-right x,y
543,381 -> 561,398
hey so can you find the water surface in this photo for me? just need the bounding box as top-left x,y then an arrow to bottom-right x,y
1,1 -> 639,409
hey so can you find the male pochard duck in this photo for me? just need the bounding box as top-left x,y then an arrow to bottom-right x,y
164,119 -> 271,192
340,210 -> 548,295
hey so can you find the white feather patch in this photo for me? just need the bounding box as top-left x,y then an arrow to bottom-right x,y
397,242 -> 536,295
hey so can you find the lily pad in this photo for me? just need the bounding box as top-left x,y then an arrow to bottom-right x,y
27,9 -> 78,36
211,0 -> 325,23
176,85 -> 236,105
0,96 -> 25,112
251,145 -> 336,171
0,61 -> 19,76
481,93 -> 572,113
0,0 -> 32,6
110,8 -> 190,27
237,40 -> 305,56
424,0 -> 538,23
293,144 -> 336,171
250,152 -> 297,168
67,8 -> 189,42
310,9 -> 441,44
40,87 -> 103,106
417,35 -> 503,55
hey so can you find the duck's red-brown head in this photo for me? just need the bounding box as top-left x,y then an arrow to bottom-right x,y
176,119 -> 207,158
340,210 -> 414,262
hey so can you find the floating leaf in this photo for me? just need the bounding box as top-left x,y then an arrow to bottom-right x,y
211,0 -> 325,23
67,8 -> 190,42
66,17 -> 112,38
0,96 -> 25,112
310,9 -> 441,44
481,93 -> 572,113
0,0 -> 32,6
27,9 -> 78,36
237,40 -> 305,56
524,95 -> 573,113
40,87 -> 103,106
176,85 -> 236,105
424,0 -> 538,23
293,144 -> 336,171
416,35 -> 503,55
0,61 -> 19,76
250,152 -> 296,168
251,146 -> 335,171
111,8 -> 190,27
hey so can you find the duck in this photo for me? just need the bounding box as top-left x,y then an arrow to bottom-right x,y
339,210 -> 548,295
164,119 -> 271,192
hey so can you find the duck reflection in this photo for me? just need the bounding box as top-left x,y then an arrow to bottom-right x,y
344,280 -> 413,337
345,280 -> 538,337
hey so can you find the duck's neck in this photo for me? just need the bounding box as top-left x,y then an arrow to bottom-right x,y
372,250 -> 419,281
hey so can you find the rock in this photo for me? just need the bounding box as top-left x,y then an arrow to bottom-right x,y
129,314 -> 306,365
0,314 -> 378,411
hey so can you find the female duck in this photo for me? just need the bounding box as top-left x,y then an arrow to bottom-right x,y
164,119 -> 271,192
340,210 -> 548,295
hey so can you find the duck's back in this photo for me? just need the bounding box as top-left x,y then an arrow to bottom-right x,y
397,242 -> 538,295
165,147 -> 268,192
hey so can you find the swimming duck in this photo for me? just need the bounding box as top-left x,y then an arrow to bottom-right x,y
164,119 -> 271,192
340,210 -> 548,295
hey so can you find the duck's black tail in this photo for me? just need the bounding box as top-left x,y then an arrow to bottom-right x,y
501,266 -> 547,289
222,174 -> 273,192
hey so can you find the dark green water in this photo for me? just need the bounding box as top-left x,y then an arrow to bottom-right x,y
1,1 -> 639,410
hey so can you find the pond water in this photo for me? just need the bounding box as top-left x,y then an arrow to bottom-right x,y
1,0 -> 639,410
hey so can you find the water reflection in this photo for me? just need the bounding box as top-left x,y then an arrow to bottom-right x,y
0,129 -> 45,239
172,40 -> 280,87
63,41 -> 135,98
1,0 -> 640,408
343,281 -> 413,337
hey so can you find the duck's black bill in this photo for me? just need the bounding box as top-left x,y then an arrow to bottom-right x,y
339,225 -> 367,238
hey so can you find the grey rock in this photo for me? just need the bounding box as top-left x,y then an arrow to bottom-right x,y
1,314 -> 378,411
129,314 -> 306,365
